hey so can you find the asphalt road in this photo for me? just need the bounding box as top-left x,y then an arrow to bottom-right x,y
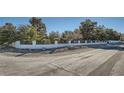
0,44 -> 124,76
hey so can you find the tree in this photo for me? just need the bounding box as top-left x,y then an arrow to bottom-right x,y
113,31 -> 121,40
105,28 -> 120,40
29,17 -> 48,43
120,34 -> 124,41
92,25 -> 106,41
29,17 -> 46,36
18,17 -> 47,44
17,25 -> 30,41
49,31 -> 61,43
17,25 -> 37,44
73,29 -> 82,40
79,19 -> 97,40
29,26 -> 37,41
61,31 -> 74,42
3,23 -> 16,31
0,23 -> 16,46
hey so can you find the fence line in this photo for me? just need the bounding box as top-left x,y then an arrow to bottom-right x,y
15,40 -> 121,49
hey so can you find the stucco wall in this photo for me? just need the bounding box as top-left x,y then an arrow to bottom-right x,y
15,40 -> 121,49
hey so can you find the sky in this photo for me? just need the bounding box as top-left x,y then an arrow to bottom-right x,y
0,17 -> 124,33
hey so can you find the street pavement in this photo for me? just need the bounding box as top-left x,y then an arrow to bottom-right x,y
0,44 -> 124,76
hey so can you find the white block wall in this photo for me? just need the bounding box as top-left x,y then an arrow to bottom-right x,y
14,40 -> 121,49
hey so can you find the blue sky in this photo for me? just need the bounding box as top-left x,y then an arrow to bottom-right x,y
0,17 -> 124,33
